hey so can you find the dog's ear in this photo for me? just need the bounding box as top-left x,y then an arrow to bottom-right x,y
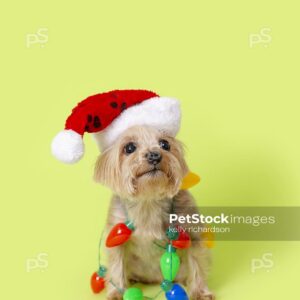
94,152 -> 107,184
93,148 -> 121,189
174,139 -> 189,176
94,145 -> 136,196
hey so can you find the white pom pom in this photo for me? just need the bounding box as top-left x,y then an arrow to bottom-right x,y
51,130 -> 84,164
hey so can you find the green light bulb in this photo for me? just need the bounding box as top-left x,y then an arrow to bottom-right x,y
123,287 -> 143,300
160,245 -> 180,281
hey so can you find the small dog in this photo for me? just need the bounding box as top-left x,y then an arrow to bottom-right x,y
94,125 -> 214,300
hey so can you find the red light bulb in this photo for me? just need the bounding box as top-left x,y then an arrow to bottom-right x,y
106,221 -> 134,247
90,272 -> 105,293
90,265 -> 106,294
172,227 -> 191,249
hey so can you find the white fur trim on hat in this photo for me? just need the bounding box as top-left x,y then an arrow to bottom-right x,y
93,97 -> 181,150
51,130 -> 84,164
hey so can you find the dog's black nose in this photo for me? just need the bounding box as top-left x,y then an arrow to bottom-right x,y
146,151 -> 162,165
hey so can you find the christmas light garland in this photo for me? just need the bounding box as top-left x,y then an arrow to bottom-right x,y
91,219 -> 191,300
90,172 -> 205,299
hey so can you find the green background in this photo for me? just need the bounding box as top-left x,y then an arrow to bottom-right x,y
1,1 -> 299,299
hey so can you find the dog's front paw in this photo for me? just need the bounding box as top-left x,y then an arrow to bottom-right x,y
190,290 -> 215,300
107,290 -> 123,300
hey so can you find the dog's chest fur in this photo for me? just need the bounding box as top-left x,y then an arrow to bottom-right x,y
107,195 -> 184,283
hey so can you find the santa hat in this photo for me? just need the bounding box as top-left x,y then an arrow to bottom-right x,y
51,89 -> 181,164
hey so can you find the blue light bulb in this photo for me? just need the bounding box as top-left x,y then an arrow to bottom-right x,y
165,283 -> 189,300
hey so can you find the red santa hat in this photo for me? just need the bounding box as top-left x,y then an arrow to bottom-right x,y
51,89 -> 181,164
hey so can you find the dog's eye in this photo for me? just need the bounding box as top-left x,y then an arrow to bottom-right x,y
159,139 -> 170,151
124,142 -> 137,154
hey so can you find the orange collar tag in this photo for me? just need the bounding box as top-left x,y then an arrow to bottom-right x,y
180,172 -> 201,190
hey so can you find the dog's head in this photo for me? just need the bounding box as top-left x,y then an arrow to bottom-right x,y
94,125 -> 188,200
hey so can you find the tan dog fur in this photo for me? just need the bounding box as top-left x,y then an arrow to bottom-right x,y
94,126 -> 214,300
